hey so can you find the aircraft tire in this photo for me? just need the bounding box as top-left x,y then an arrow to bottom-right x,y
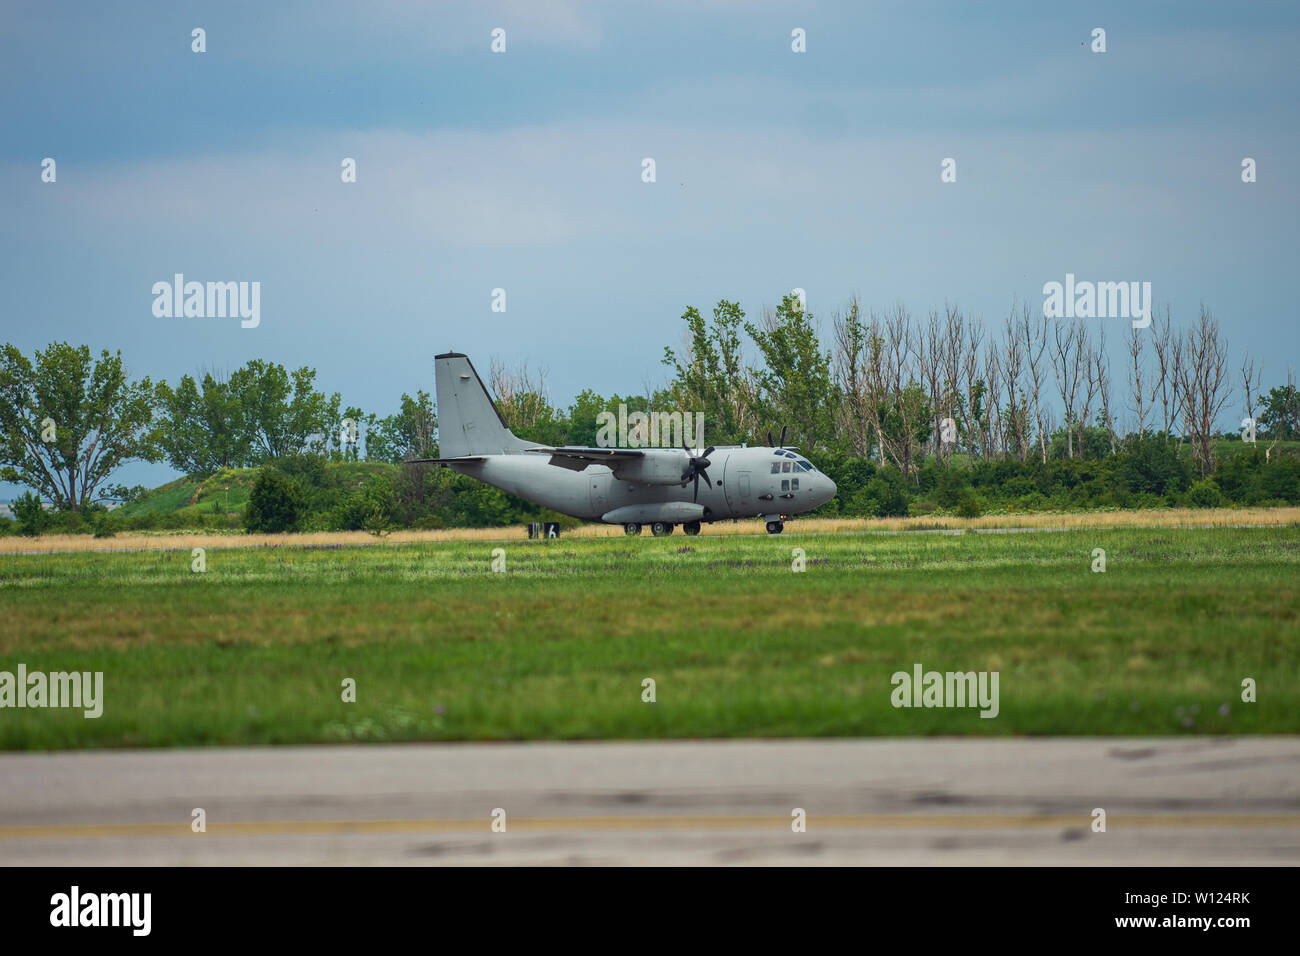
624,522 -> 642,535
766,521 -> 784,534
683,520 -> 701,536
651,521 -> 673,536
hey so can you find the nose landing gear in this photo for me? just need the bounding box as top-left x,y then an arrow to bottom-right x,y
765,520 -> 784,534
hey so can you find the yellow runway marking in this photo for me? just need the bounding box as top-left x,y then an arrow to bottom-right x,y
3,814 -> 1299,840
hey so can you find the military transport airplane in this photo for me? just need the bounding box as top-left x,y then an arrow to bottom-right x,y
410,352 -> 836,535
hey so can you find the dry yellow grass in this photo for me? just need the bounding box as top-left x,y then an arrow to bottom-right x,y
2,506 -> 1296,553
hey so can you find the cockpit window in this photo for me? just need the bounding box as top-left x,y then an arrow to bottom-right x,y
795,460 -> 812,472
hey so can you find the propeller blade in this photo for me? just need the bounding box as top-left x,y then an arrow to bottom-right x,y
767,431 -> 774,447
703,446 -> 715,458
779,426 -> 787,447
692,471 -> 700,502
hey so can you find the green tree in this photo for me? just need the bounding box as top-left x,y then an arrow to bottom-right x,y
243,468 -> 306,533
11,490 -> 49,536
565,389 -> 608,446
229,360 -> 337,461
745,294 -> 836,450
662,300 -> 753,445
1258,381 -> 1299,440
0,342 -> 160,511
155,372 -> 248,476
368,391 -> 436,462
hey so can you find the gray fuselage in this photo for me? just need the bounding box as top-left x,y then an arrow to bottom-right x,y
448,445 -> 836,524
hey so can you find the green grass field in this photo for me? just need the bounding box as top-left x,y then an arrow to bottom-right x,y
1,522 -> 1297,749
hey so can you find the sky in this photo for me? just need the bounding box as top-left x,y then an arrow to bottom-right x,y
2,0 -> 1298,495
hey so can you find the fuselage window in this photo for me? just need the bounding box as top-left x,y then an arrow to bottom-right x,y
781,479 -> 790,491
771,463 -> 782,474
782,461 -> 792,473
791,478 -> 799,491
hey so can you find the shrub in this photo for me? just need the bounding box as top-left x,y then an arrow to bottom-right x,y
332,476 -> 397,532
12,492 -> 49,536
1259,457 -> 1300,504
92,511 -> 125,538
1120,435 -> 1190,496
244,469 -> 307,533
1186,479 -> 1223,509
46,510 -> 92,535
955,493 -> 983,518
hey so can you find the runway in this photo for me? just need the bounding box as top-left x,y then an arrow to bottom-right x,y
1,738 -> 1297,865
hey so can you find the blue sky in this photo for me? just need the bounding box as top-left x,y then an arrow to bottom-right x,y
2,0 -> 1298,494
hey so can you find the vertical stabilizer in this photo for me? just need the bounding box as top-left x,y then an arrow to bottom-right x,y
434,352 -> 539,457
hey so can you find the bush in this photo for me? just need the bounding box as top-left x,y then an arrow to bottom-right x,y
1259,456 -> 1300,504
92,511 -> 125,538
955,493 -> 983,518
1186,479 -> 1223,509
1007,492 -> 1049,513
332,476 -> 397,532
12,492 -> 49,536
1120,435 -> 1190,496
46,510 -> 92,535
934,469 -> 969,508
244,468 -> 307,533
862,474 -> 910,517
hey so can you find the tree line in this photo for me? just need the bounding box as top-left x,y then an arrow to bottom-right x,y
2,294 -> 1298,533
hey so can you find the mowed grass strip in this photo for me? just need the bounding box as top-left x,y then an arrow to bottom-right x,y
0,525 -> 1297,748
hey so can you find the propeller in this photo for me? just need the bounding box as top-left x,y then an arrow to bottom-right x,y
680,444 -> 716,502
767,426 -> 788,448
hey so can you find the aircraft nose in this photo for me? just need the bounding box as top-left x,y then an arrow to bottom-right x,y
822,475 -> 837,504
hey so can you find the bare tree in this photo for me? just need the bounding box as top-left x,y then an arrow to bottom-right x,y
1092,327 -> 1116,456
884,304 -> 925,482
1075,323 -> 1098,457
940,304 -> 965,468
1151,306 -> 1183,442
1176,306 -> 1232,477
1240,352 -> 1263,444
1000,306 -> 1027,461
920,308 -> 948,462
960,317 -> 985,468
1126,321 -> 1149,439
832,297 -> 873,458
1051,319 -> 1086,458
1020,304 -> 1050,464
489,358 -> 551,430
984,344 -> 1003,460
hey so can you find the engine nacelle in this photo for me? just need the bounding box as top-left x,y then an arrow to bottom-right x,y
611,452 -> 691,486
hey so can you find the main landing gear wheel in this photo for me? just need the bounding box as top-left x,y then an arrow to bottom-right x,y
683,520 -> 701,536
624,522 -> 642,536
651,521 -> 674,536
766,521 -> 784,535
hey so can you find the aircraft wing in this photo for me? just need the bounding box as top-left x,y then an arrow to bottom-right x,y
525,446 -> 645,470
526,446 -> 645,460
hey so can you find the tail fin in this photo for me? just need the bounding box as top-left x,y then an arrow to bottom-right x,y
434,352 -> 539,457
